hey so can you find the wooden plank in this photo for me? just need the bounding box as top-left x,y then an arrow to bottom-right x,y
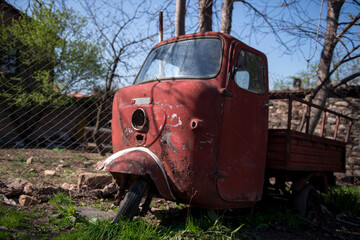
266,129 -> 346,172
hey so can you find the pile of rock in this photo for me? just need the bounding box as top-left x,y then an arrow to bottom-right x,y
0,173 -> 118,207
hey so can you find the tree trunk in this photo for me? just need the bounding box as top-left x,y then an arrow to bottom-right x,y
199,0 -> 212,32
309,0 -> 344,133
220,0 -> 233,34
175,0 -> 186,36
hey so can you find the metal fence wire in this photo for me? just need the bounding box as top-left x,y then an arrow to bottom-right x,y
1,1 -> 358,195
0,1 -> 135,154
0,1 -> 297,155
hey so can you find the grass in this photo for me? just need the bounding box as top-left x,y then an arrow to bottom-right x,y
56,219 -> 165,240
0,203 -> 47,239
57,213 -> 250,240
322,186 -> 360,214
64,169 -> 75,174
91,199 -> 117,212
168,213 -> 249,239
13,155 -> 27,163
0,204 -> 35,229
49,192 -> 76,206
22,170 -> 37,180
246,208 -> 304,229
1,175 -> 359,240
0,188 -> 304,240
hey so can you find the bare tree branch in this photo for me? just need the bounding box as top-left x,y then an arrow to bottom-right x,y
332,72 -> 360,89
240,0 -> 290,51
335,12 -> 360,44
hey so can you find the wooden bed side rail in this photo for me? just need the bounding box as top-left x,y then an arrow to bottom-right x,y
269,95 -> 354,143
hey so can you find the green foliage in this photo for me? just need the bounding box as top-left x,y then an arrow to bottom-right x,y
246,208 -> 304,230
272,59 -> 360,90
49,205 -> 81,231
273,63 -> 318,90
49,192 -> 75,206
0,203 -> 45,239
61,219 -> 165,240
167,212 -> 249,240
0,1 -> 105,107
0,204 -> 34,228
322,186 -> 360,214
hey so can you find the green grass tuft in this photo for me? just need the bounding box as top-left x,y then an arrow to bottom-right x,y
246,205 -> 305,230
322,186 -> 360,214
0,204 -> 35,228
49,192 -> 75,206
168,212 -> 249,239
60,219 -> 165,240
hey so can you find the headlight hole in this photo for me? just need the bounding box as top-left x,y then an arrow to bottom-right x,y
131,108 -> 147,131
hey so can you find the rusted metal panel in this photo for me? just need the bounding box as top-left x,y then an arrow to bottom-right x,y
217,42 -> 269,203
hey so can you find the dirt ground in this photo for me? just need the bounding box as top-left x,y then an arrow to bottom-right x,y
1,148 -> 359,239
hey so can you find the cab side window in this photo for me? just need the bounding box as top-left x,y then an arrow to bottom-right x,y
234,50 -> 265,94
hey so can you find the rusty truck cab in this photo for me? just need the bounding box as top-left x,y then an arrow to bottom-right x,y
97,32 -> 269,217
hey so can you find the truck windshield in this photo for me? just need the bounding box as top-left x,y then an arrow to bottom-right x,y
135,38 -> 222,84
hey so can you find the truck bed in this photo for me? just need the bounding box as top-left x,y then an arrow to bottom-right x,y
266,96 -> 352,173
266,129 -> 346,172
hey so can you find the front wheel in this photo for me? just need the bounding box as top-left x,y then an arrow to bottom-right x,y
113,179 -> 148,222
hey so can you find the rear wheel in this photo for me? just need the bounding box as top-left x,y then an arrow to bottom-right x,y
113,179 -> 148,222
293,183 -> 320,216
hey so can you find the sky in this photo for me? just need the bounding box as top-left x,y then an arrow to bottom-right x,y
6,0 -> 339,90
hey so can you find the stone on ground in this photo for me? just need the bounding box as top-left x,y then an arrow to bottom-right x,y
77,173 -> 113,189
76,207 -> 115,221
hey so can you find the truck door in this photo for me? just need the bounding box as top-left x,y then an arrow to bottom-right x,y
217,43 -> 269,202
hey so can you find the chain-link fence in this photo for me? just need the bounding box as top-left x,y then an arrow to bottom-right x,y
0,0 -> 140,154
0,1 -> 297,155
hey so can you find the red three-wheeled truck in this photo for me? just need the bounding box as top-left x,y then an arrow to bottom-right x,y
96,32 -> 353,221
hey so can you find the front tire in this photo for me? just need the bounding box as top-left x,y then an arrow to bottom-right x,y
113,179 -> 147,222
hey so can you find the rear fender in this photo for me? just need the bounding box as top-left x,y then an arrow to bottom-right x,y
97,147 -> 175,200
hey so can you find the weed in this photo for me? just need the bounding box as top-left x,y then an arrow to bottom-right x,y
61,219 -> 165,240
0,167 -> 6,175
173,202 -> 184,209
13,155 -> 27,163
168,212 -> 249,239
75,155 -> 87,161
23,170 -> 37,180
159,205 -> 168,210
91,203 -> 116,212
49,205 -> 82,231
245,206 -> 305,229
49,192 -> 75,206
0,203 -> 48,239
0,205 -> 32,228
64,169 -> 75,174
322,186 -> 360,214
0,231 -> 11,240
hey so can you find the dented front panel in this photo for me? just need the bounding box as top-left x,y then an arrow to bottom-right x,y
111,79 -> 227,207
